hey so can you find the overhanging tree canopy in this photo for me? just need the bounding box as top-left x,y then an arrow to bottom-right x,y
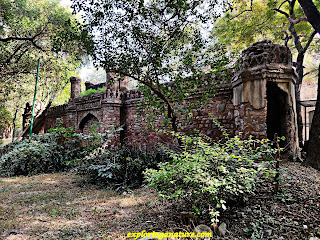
0,0 -> 91,136
297,0 -> 320,170
213,0 -> 320,147
72,0 -> 232,133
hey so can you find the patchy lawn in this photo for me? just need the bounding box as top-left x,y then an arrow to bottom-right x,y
0,173 -> 184,240
0,162 -> 320,240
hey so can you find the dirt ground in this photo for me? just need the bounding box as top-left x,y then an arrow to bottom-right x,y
0,161 -> 319,240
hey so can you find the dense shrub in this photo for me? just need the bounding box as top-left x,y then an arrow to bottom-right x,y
144,132 -> 275,224
0,134 -> 67,177
48,123 -> 104,161
73,146 -> 171,189
0,124 -> 104,177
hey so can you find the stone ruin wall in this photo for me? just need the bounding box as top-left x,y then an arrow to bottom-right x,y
122,40 -> 299,154
25,40 -> 299,157
43,82 -> 238,151
44,90 -> 122,148
45,104 -> 68,131
122,87 -> 236,150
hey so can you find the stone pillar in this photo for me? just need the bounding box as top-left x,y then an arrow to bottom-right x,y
106,72 -> 130,91
120,76 -> 130,92
70,77 -> 82,98
85,81 -> 93,91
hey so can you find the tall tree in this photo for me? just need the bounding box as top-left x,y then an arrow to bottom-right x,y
271,0 -> 318,148
72,0 -> 232,134
0,0 -> 91,136
297,0 -> 320,169
213,0 -> 319,147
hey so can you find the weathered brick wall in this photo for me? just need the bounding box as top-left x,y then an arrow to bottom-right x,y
235,102 -> 267,139
41,90 -> 122,148
122,87 -> 235,150
45,104 -> 68,130
24,40 -> 300,157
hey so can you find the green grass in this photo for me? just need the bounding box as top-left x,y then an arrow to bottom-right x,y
77,87 -> 106,97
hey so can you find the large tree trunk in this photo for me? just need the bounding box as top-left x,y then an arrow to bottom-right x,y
305,64 -> 320,169
297,0 -> 320,169
298,0 -> 320,34
295,51 -> 305,148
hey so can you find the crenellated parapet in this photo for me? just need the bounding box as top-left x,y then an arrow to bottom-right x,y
105,89 -> 122,101
123,89 -> 144,104
47,104 -> 68,116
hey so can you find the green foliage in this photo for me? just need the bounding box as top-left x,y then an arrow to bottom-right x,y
48,118 -> 104,156
0,118 -> 105,177
144,132 -> 276,224
52,82 -> 72,106
0,133 -> 67,177
213,0 -> 318,53
73,146 -> 170,190
0,105 -> 11,131
0,0 -> 90,131
72,0 -> 232,133
77,87 -> 106,97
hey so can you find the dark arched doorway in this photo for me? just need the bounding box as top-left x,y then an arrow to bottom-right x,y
79,114 -> 100,134
267,82 -> 288,146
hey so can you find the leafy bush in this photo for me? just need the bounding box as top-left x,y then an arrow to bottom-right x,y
0,134 -> 67,177
0,117 -> 113,177
77,87 -> 106,97
48,118 -> 107,159
73,146 -> 171,189
144,132 -> 275,224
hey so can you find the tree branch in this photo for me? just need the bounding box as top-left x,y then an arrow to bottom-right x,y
289,16 -> 308,24
273,8 -> 308,25
5,43 -> 26,64
290,0 -> 297,15
228,0 -> 253,21
303,30 -> 316,52
279,0 -> 290,10
0,36 -> 35,42
281,30 -> 292,47
0,31 -> 47,51
273,8 -> 289,18
14,48 -> 29,63
46,80 -> 69,109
